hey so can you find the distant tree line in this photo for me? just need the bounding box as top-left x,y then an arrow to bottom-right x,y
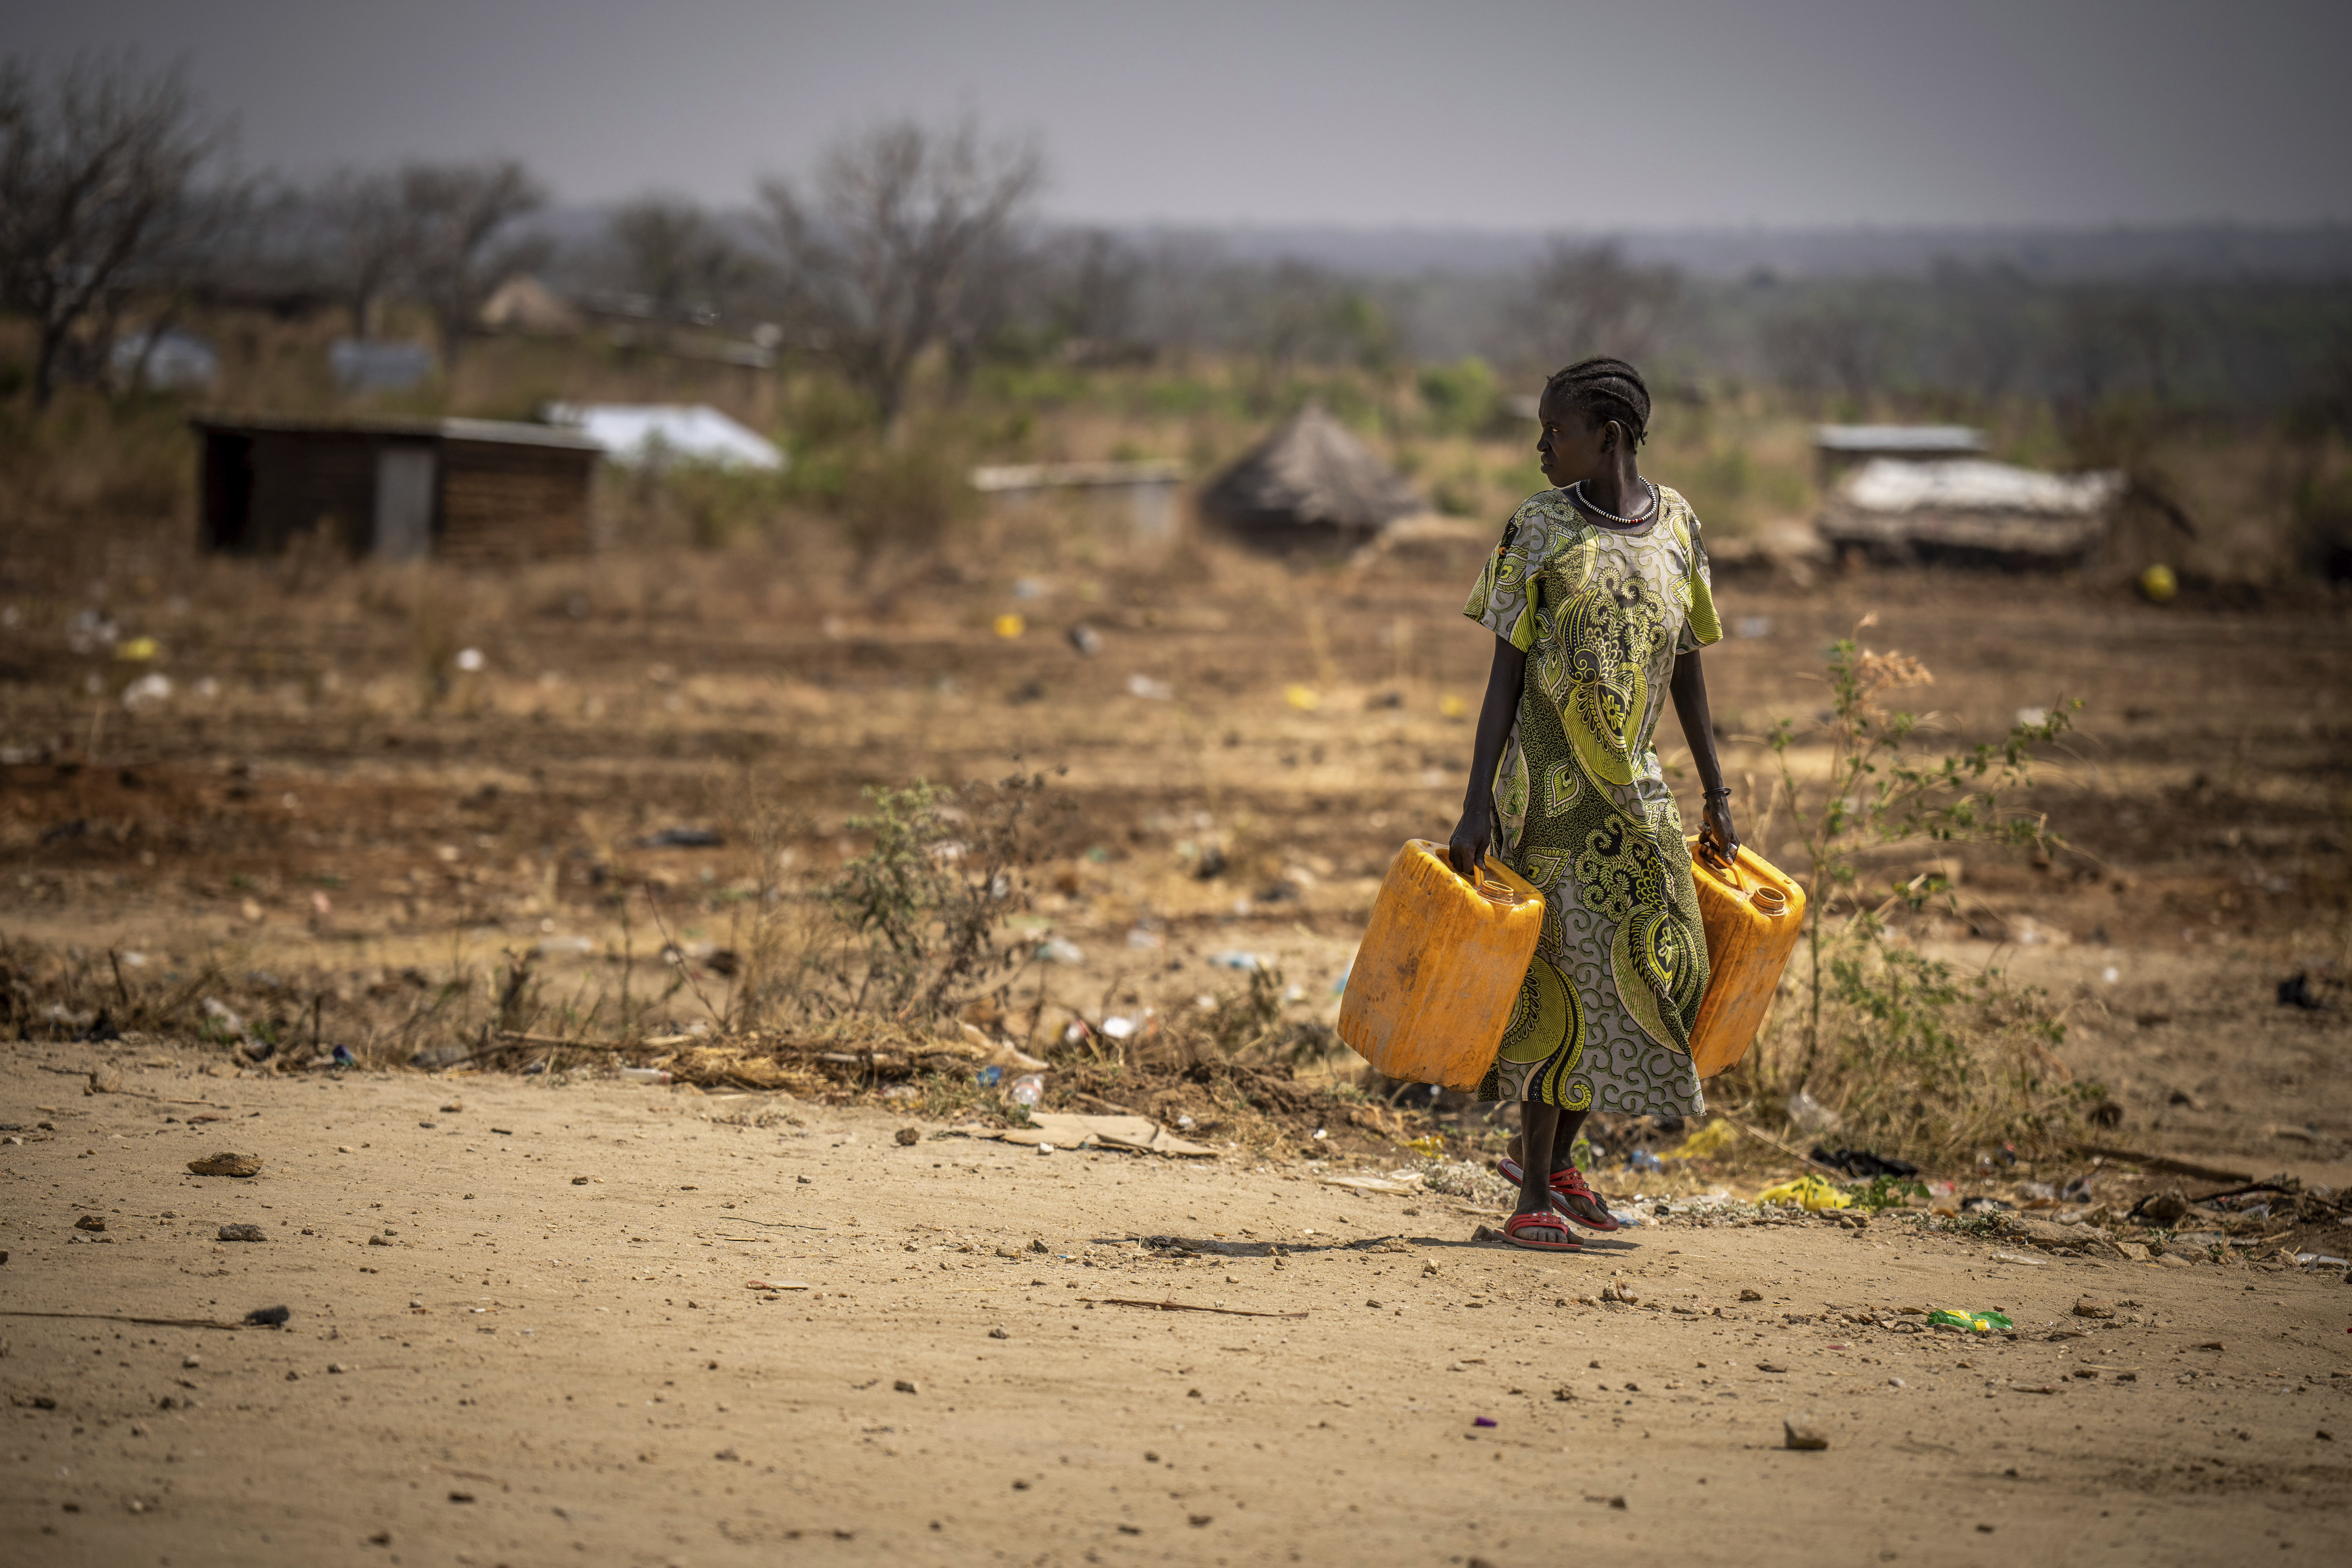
4,51 -> 2348,436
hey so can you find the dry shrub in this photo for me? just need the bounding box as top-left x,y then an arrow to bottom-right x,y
1720,944 -> 2089,1165
1718,617 -> 2100,1164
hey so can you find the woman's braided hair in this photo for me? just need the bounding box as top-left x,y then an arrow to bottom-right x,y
1542,356 -> 1651,448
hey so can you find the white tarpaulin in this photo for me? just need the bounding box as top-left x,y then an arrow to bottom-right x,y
544,403 -> 785,472
1842,458 -> 2122,515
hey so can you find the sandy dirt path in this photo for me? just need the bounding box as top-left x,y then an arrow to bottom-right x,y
4,1050 -> 2348,1568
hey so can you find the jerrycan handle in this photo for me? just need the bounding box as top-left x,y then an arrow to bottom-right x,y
1471,856 -> 1525,906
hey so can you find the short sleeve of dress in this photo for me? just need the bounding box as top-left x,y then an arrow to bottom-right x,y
1463,504 -> 1546,652
1675,503 -> 1724,653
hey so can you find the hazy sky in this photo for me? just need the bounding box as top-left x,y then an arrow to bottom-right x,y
9,1 -> 2350,228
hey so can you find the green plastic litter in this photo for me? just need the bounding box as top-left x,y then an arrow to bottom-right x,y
1927,1308 -> 2014,1334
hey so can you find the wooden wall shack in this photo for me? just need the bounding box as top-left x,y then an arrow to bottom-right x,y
194,416 -> 601,564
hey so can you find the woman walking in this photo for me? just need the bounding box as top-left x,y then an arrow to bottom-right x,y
1448,357 -> 1739,1252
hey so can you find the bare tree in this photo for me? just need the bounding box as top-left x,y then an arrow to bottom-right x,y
106,175 -> 258,392
607,194 -> 753,322
399,159 -> 548,368
1040,227 -> 1142,349
316,167 -> 415,338
1762,292 -> 1909,407
0,53 -> 226,407
758,118 -> 1043,431
1521,241 -> 1680,372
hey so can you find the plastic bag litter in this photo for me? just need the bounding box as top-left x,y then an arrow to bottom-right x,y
1665,1120 -> 1740,1161
1756,1174 -> 1853,1211
1926,1308 -> 2013,1334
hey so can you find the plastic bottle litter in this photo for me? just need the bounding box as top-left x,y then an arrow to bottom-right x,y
620,1067 -> 672,1085
1009,1073 -> 1045,1107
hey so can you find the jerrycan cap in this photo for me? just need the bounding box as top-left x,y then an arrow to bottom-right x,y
1749,885 -> 1789,916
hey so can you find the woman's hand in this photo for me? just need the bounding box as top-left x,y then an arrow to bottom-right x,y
1698,794 -> 1740,864
1446,802 -> 1494,880
1453,637 -> 1528,881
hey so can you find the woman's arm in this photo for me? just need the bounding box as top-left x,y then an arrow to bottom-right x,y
1446,635 -> 1528,878
1669,648 -> 1740,860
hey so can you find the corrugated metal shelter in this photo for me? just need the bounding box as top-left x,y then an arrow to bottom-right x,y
193,415 -> 602,565
1813,423 -> 1985,484
1817,458 -> 2124,568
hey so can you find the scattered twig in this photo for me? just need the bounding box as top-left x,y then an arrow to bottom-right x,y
0,1310 -> 249,1330
2073,1144 -> 2253,1184
1080,1297 -> 1306,1319
1073,1091 -> 1139,1116
493,1030 -> 592,1049
643,885 -> 728,1029
1719,1116 -> 1849,1177
2184,1181 -> 2302,1205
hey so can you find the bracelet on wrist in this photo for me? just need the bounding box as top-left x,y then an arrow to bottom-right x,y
1703,785 -> 1731,799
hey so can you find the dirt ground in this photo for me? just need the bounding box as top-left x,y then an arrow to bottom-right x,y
4,544 -> 2351,1562
2,552 -> 2346,1067
1,1059 -> 2348,1568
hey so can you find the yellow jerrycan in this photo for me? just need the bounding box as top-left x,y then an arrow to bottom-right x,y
1685,840 -> 1807,1078
1338,841 -> 1544,1090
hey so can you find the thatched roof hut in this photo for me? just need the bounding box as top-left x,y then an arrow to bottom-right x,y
1198,402 -> 1422,549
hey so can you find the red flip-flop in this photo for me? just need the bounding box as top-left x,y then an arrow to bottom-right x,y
1501,1210 -> 1581,1252
1495,1157 -> 1624,1233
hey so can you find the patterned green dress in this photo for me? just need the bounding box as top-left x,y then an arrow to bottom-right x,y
1460,485 -> 1724,1113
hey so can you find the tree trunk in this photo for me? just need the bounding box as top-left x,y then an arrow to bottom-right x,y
31,320 -> 67,409
873,373 -> 905,443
